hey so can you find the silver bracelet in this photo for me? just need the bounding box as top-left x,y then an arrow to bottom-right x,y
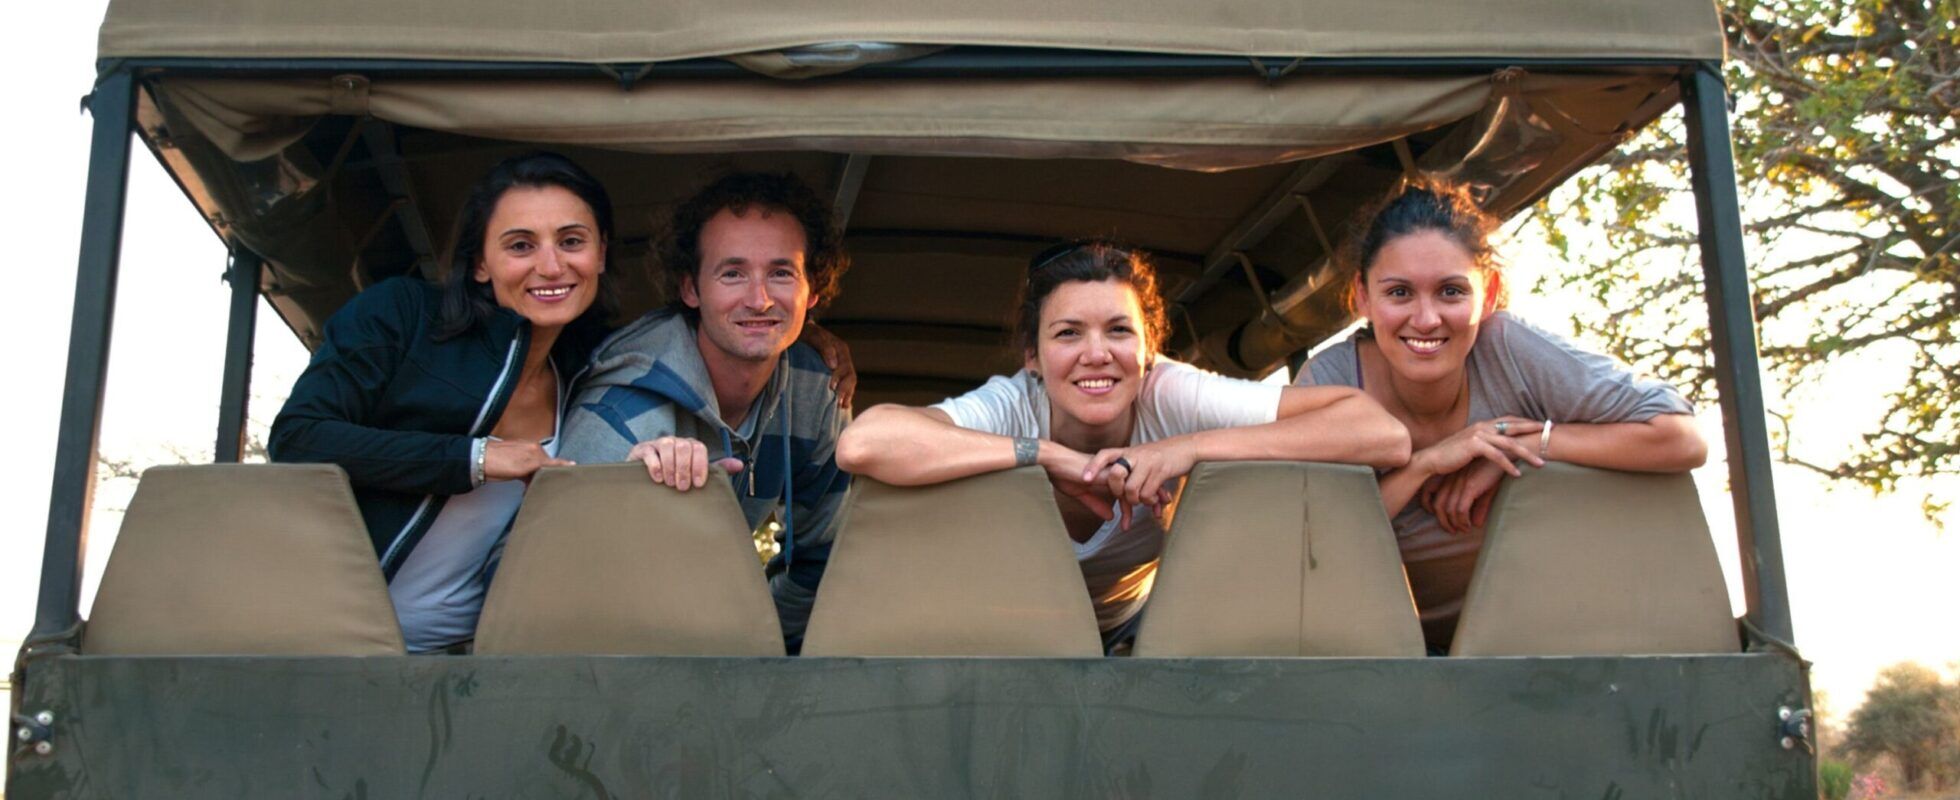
1539,420 -> 1554,459
471,437 -> 488,488
1012,436 -> 1040,467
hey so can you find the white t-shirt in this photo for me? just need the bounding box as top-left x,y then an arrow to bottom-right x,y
933,358 -> 1282,632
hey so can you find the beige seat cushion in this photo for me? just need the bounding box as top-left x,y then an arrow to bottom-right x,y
82,464 -> 404,656
1450,463 -> 1737,656
1134,461 -> 1424,657
474,463 -> 784,656
802,467 -> 1102,656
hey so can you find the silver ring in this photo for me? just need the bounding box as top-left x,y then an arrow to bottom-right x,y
1493,422 -> 1509,435
1112,456 -> 1134,473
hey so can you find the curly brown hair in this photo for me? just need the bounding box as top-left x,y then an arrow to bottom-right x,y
661,171 -> 849,315
1341,177 -> 1508,314
1012,241 -> 1172,357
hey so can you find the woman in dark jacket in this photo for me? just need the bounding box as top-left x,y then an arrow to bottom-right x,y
270,151 -> 616,652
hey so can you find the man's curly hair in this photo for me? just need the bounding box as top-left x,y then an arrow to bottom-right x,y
661,171 -> 849,314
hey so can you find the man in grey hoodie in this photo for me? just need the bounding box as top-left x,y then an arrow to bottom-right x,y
558,171 -> 852,652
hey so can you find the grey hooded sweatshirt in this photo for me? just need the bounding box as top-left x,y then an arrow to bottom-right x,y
558,307 -> 849,650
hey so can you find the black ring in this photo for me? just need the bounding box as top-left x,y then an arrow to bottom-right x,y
1112,457 -> 1134,473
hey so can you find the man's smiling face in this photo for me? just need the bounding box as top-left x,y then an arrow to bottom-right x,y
681,206 -> 816,364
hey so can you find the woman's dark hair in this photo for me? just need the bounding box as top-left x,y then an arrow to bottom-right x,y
661,171 -> 849,316
1012,241 -> 1172,356
1342,178 -> 1507,313
435,151 -> 618,339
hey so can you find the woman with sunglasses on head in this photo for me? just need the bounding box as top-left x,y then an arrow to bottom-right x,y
1296,179 -> 1707,652
837,242 -> 1410,652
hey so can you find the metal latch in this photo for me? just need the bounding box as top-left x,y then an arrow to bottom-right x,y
12,710 -> 55,756
1778,706 -> 1813,753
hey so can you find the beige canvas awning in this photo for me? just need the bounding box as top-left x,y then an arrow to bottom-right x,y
101,0 -> 1723,64
101,0 -> 1715,398
157,72 -> 1516,167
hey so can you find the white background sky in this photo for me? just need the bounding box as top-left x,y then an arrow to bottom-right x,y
4,0 -> 1955,728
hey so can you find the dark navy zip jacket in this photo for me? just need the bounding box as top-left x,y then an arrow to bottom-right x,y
268,277 -> 605,578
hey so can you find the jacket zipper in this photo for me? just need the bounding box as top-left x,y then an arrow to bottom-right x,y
379,329 -> 528,574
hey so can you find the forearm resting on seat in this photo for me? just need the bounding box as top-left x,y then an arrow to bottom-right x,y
1270,386 -> 1413,469
1535,414 -> 1707,472
836,404 -> 1023,485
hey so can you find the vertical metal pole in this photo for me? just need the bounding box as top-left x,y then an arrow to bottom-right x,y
215,250 -> 263,462
34,69 -> 136,638
1682,66 -> 1795,645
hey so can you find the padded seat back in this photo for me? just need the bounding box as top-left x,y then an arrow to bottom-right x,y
1450,463 -> 1736,656
1135,461 -> 1425,657
802,467 -> 1102,656
83,464 -> 404,655
475,464 -> 784,655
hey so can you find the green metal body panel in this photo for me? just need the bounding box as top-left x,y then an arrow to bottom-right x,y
10,653 -> 1812,798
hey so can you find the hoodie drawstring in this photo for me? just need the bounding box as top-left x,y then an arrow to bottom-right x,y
716,391 -> 795,570
779,383 -> 794,568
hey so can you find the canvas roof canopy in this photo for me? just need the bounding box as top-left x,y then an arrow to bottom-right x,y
100,0 -> 1720,404
100,0 -> 1723,64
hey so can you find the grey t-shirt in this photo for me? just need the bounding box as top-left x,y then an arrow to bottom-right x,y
1297,311 -> 1692,633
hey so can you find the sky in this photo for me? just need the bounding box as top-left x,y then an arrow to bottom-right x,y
5,0 -> 1956,727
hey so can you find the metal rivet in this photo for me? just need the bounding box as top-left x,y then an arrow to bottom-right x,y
1780,736 -> 1794,750
1777,707 -> 1791,720
14,727 -> 29,742
34,711 -> 55,725
33,740 -> 54,756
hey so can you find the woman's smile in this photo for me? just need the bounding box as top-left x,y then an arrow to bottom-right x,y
1400,336 -> 1449,355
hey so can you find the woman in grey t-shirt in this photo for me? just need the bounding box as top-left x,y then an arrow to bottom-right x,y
1298,180 -> 1707,651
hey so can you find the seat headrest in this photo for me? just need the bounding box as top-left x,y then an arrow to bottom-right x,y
802,467 -> 1102,656
1450,463 -> 1737,656
1135,461 -> 1424,657
83,463 -> 404,656
475,463 -> 785,656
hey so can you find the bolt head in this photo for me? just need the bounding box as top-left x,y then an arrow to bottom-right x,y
1780,736 -> 1794,750
34,710 -> 55,725
15,727 -> 29,741
33,740 -> 53,756
1778,707 -> 1792,720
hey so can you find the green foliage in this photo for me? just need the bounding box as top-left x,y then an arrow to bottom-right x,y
1840,662 -> 1960,791
1819,758 -> 1854,800
1523,0 -> 1959,511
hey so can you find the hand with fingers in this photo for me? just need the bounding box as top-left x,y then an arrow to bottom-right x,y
800,321 -> 858,410
1084,440 -> 1194,529
484,439 -> 575,483
1412,415 -> 1545,484
1039,443 -> 1120,523
1422,458 -> 1510,535
626,436 -> 745,492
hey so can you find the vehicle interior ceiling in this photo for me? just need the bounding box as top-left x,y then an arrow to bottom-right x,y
132,71 -> 1678,412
